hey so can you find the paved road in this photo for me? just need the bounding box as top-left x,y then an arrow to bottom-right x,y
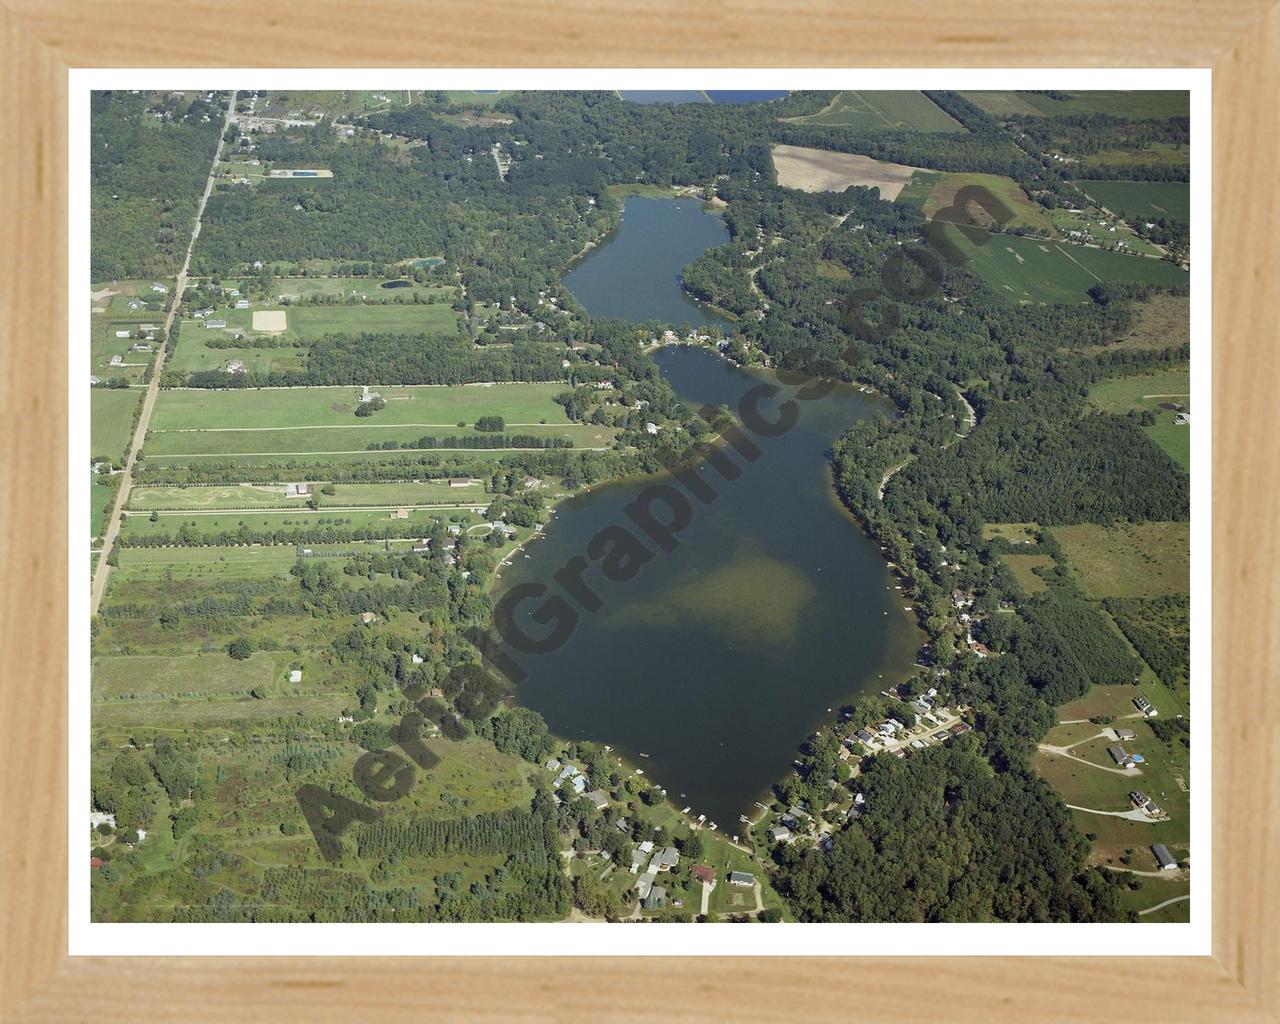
90,92 -> 238,616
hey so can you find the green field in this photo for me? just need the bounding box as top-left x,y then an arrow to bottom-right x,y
960,91 -> 1188,120
129,479 -> 483,511
783,91 -> 964,132
145,422 -> 606,458
1001,553 -> 1054,593
1077,180 -> 1190,226
93,650 -> 288,699
944,228 -> 1189,303
91,388 -> 143,463
981,522 -> 1039,543
265,278 -> 455,303
113,544 -> 310,582
121,508 -> 484,542
898,171 -> 1052,233
1051,522 -> 1189,599
153,383 -> 569,431
1088,366 -> 1191,470
169,302 -> 461,376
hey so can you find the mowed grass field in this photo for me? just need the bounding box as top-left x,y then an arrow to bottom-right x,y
782,91 -> 964,132
1088,366 -> 1191,470
1051,522 -> 1190,599
145,383 -> 613,457
897,171 -> 1053,233
91,388 -> 142,462
960,90 -> 1188,119
1077,180 -> 1190,226
129,479 -> 483,511
266,278 -> 455,303
943,228 -> 1189,303
152,383 -> 568,430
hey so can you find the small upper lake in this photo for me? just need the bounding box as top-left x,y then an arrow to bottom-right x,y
618,91 -> 788,105
504,346 -> 923,830
563,196 -> 733,329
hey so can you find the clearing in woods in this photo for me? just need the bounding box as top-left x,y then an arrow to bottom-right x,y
771,145 -> 923,198
1050,522 -> 1190,599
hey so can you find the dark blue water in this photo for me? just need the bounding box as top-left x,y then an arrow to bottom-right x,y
705,90 -> 789,104
619,90 -> 710,104
505,346 -> 922,829
563,196 -> 733,330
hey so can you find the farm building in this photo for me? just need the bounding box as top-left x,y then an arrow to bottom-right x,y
204,319 -> 227,329
225,360 -> 246,374
289,669 -> 302,683
235,299 -> 250,309
359,612 -> 378,625
284,483 -> 313,498
449,477 -> 475,488
108,354 -> 124,366
1152,844 -> 1179,870
728,871 -> 755,887
114,329 -> 131,338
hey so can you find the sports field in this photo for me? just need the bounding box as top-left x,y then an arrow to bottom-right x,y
1077,180 -> 1191,226
960,90 -> 1188,120
944,228 -> 1189,304
1051,522 -> 1190,599
782,91 -> 964,132
897,170 -> 1053,232
91,387 -> 142,462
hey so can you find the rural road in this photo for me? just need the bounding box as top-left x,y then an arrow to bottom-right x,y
90,92 -> 238,616
1037,743 -> 1141,777
1139,894 -> 1191,916
1066,803 -> 1156,823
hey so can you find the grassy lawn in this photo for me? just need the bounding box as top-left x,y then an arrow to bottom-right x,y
91,388 -> 142,463
1052,522 -> 1189,599
1001,553 -> 1054,593
1076,180 -> 1190,226
113,545 -> 307,582
943,228 -> 1189,304
782,91 -> 964,132
120,507 -> 480,541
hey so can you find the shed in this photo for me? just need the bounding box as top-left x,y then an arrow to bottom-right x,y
289,669 -> 302,683
1152,844 -> 1179,871
728,871 -> 755,887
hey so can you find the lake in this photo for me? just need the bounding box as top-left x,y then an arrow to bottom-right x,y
504,345 -> 923,830
563,196 -> 733,329
618,91 -> 789,105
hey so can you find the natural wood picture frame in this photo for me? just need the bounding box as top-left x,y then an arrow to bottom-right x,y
2,2 -> 1276,1019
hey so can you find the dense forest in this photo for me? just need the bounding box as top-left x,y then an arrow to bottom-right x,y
91,92 -> 225,279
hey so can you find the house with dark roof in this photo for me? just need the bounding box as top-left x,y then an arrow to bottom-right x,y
690,864 -> 715,885
728,871 -> 755,887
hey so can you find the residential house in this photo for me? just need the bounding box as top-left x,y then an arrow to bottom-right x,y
1107,745 -> 1135,768
583,790 -> 609,812
690,865 -> 715,885
769,826 -> 793,844
641,886 -> 667,910
1116,727 -> 1136,740
650,847 -> 680,873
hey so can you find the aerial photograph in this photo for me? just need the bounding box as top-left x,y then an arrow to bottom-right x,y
87,87 -> 1192,925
